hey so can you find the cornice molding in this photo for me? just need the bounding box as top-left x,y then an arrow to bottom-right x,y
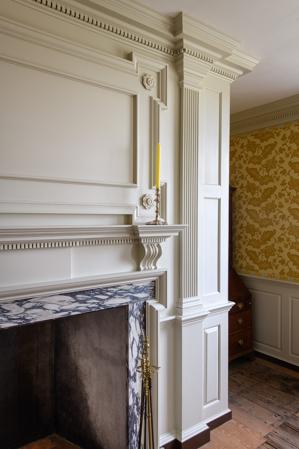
28,0 -> 175,56
13,0 -> 258,82
231,94 -> 299,135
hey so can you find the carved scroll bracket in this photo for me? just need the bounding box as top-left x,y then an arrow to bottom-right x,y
134,225 -> 186,271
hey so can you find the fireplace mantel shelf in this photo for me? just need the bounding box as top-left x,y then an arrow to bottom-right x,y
0,224 -> 186,272
0,224 -> 186,249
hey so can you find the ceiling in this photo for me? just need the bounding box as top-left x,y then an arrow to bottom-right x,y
139,0 -> 299,113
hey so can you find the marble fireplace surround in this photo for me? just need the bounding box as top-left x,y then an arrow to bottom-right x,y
0,224 -> 184,448
0,280 -> 156,449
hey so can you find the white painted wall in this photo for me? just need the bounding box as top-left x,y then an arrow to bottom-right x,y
242,275 -> 299,367
0,0 -> 256,446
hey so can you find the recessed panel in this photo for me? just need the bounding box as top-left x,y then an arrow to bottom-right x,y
203,90 -> 221,185
203,198 -> 220,295
291,297 -> 299,357
0,61 -> 136,186
252,290 -> 282,349
204,326 -> 219,405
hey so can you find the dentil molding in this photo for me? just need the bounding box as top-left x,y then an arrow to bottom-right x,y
231,94 -> 299,134
12,0 -> 258,82
0,224 -> 186,271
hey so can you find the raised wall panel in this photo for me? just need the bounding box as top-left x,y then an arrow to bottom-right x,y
203,90 -> 221,186
243,276 -> 299,367
251,289 -> 282,350
0,61 -> 137,186
204,326 -> 219,405
202,198 -> 220,296
290,297 -> 299,357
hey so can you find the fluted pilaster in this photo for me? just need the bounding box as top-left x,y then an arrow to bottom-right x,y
180,87 -> 200,300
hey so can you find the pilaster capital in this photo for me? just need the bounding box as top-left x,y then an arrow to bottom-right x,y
176,51 -> 212,89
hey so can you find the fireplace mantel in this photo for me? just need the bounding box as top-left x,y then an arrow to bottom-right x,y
0,224 -> 185,248
0,224 -> 186,272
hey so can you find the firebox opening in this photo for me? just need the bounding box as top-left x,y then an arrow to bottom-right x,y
0,307 -> 128,449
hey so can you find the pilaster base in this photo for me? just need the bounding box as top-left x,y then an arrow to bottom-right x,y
162,410 -> 232,449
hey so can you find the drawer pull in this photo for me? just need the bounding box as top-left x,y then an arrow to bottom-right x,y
237,317 -> 243,325
238,339 -> 244,346
237,302 -> 244,310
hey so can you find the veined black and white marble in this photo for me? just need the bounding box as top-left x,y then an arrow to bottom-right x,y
0,281 -> 155,449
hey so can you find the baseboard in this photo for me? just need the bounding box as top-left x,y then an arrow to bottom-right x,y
162,410 -> 232,449
255,351 -> 299,373
208,410 -> 232,430
162,430 -> 210,449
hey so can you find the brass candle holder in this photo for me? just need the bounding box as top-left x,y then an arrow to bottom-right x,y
147,187 -> 167,225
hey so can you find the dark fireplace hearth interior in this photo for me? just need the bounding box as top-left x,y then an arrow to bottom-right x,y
0,281 -> 153,449
0,307 -> 128,449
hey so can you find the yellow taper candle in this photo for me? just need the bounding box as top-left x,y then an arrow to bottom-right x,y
156,143 -> 161,189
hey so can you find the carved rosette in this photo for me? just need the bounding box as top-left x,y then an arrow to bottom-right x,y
142,73 -> 156,91
141,194 -> 155,210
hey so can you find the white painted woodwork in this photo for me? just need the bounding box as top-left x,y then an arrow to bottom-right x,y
202,305 -> 231,420
252,290 -> 282,350
0,0 -> 257,445
242,275 -> 299,367
291,297 -> 299,357
203,90 -> 221,186
1,60 -> 136,186
204,326 -> 219,405
202,198 -> 220,296
180,87 -> 200,300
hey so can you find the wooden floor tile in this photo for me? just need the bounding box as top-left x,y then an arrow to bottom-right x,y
202,357 -> 299,449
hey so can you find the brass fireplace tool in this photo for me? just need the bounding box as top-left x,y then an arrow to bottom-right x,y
138,336 -> 157,449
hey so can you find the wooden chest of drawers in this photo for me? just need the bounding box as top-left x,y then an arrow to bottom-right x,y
229,268 -> 253,361
228,186 -> 253,361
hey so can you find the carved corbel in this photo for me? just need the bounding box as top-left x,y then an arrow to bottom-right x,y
133,225 -> 186,271
138,236 -> 165,271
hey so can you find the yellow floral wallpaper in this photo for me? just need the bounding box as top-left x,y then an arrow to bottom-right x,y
230,121 -> 299,282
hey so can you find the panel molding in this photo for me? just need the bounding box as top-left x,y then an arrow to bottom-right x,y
0,199 -> 137,215
241,274 -> 299,366
290,296 -> 299,358
204,325 -> 220,405
0,16 -> 139,76
0,29 -> 140,188
252,288 -> 282,350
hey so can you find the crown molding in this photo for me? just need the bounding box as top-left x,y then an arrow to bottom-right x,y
9,0 -> 258,82
74,0 -> 174,41
231,94 -> 299,135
